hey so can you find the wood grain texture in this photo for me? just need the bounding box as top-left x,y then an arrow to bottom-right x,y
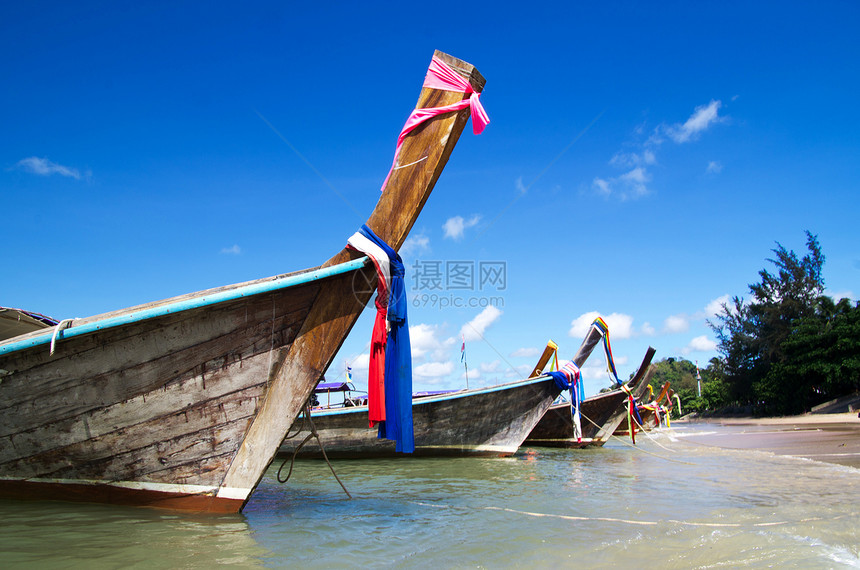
280,377 -> 558,459
0,51 -> 485,512
525,348 -> 657,448
222,51 -> 485,503
614,383 -> 672,435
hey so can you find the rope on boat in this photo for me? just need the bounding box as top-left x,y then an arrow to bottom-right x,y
49,318 -> 75,356
276,400 -> 352,499
578,410 -> 695,466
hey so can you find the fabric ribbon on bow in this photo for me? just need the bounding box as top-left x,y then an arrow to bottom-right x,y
345,225 -> 414,453
592,317 -> 622,386
380,55 -> 490,192
346,230 -> 391,427
620,383 -> 643,444
547,359 -> 583,443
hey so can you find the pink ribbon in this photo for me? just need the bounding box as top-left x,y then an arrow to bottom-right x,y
380,56 -> 489,191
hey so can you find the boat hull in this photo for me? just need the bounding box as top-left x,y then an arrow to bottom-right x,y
280,377 -> 561,458
614,406 -> 659,436
0,265 -> 357,511
0,50 -> 487,511
524,347 -> 656,448
0,478 -> 244,512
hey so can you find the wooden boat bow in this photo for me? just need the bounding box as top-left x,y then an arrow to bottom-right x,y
219,51 -> 487,507
0,51 -> 486,513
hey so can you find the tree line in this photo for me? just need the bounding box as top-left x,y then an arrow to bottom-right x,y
648,232 -> 860,417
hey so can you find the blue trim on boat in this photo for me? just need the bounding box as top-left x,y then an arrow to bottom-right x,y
0,257 -> 368,356
313,375 -> 554,417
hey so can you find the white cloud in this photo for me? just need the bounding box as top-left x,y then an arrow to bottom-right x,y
15,156 -> 84,179
593,99 -> 725,202
409,323 -> 454,360
220,245 -> 241,255
507,363 -> 533,378
683,335 -> 718,354
409,323 -> 439,359
569,311 -> 634,339
479,360 -> 502,373
706,160 -> 723,174
515,176 -> 527,194
620,167 -> 650,198
443,215 -> 481,240
641,322 -> 656,336
666,100 -> 723,143
593,177 -> 611,196
705,295 -> 730,318
400,234 -> 430,258
826,289 -> 856,302
610,149 -> 657,169
510,347 -> 541,358
350,352 -> 370,370
460,306 -> 503,342
663,314 -> 690,334
414,361 -> 455,379
580,353 -> 629,385
592,167 -> 651,200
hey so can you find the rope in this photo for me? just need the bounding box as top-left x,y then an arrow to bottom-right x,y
276,400 -> 352,498
578,410 -> 694,465
481,506 -> 855,529
409,502 -> 857,530
49,318 -> 75,356
463,321 -> 523,380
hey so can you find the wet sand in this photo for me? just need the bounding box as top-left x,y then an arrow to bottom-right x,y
675,412 -> 860,469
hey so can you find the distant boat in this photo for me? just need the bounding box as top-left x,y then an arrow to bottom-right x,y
279,327 -> 607,459
0,308 -> 58,341
523,347 -> 656,448
614,382 -> 674,436
0,51 -> 485,513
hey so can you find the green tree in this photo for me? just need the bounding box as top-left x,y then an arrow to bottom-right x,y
647,357 -> 717,415
708,231 -> 851,415
756,297 -> 860,414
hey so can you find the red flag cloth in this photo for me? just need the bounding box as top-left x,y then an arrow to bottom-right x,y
346,233 -> 390,427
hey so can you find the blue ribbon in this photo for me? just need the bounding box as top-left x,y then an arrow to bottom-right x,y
359,225 -> 415,453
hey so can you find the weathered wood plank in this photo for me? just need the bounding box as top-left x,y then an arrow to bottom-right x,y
222,52 -> 486,501
2,382 -> 263,467
0,285 -> 318,407
0,51 -> 485,512
6,413 -> 255,486
526,347 -> 656,447
0,289 -> 316,436
282,377 -> 557,458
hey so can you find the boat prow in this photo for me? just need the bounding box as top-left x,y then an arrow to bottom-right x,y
0,51 -> 486,512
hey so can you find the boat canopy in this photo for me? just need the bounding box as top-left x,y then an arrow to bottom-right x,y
315,382 -> 357,393
0,307 -> 59,342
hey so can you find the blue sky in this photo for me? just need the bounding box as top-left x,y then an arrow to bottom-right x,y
3,2 -> 858,396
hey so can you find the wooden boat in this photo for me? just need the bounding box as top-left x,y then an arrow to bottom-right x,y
523,347 -> 656,448
0,51 -> 485,513
0,307 -> 57,341
279,329 -> 607,459
614,382 -> 674,436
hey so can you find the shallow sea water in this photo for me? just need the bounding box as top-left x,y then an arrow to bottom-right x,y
2,425 -> 858,568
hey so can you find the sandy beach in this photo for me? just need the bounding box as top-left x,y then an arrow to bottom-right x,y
675,412 -> 860,469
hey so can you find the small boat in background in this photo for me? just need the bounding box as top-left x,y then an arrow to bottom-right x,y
279,327 -> 607,459
523,347 -> 656,448
614,382 -> 676,436
0,51 -> 486,513
0,308 -> 58,341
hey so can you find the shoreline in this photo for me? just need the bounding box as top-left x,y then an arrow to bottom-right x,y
672,412 -> 860,469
